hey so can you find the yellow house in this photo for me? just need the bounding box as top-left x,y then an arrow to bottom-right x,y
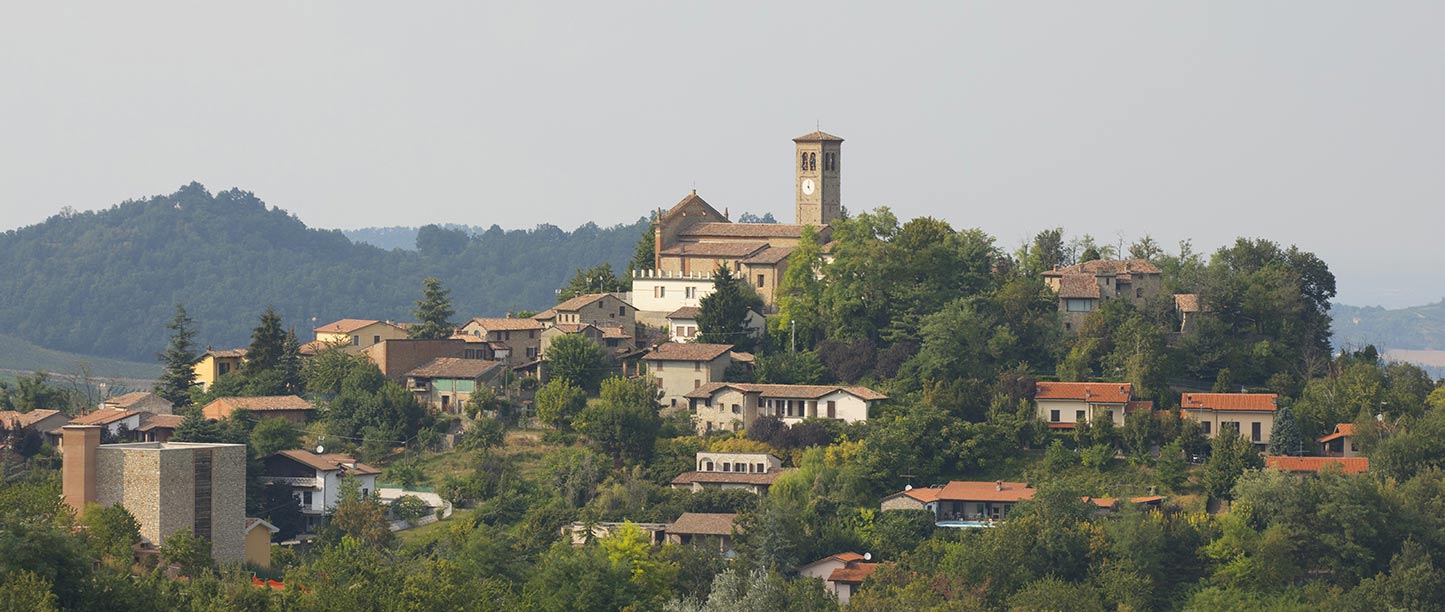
314,319 -> 408,354
244,518 -> 279,568
193,348 -> 247,391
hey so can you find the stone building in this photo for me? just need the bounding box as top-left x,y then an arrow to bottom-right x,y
1041,259 -> 1163,332
62,425 -> 247,564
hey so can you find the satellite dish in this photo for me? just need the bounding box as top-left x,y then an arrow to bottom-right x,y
904,484 -> 913,491
863,552 -> 872,561
315,445 -> 325,454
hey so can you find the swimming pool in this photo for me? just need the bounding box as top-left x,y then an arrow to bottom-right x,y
935,520 -> 997,528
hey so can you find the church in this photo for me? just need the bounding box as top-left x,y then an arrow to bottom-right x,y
646,130 -> 845,308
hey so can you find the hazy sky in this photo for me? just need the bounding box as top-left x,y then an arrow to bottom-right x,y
3,2 -> 1442,308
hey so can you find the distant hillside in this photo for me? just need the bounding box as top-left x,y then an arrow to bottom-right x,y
0,332 -> 160,382
343,224 -> 489,251
0,183 -> 646,361
1332,300 -> 1445,351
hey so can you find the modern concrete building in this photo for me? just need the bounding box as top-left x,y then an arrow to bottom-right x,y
62,425 -> 247,564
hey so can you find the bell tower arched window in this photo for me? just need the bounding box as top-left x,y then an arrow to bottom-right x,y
801,152 -> 808,170
808,152 -> 817,171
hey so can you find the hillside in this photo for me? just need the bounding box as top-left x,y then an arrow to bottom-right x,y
0,332 -> 160,382
0,183 -> 647,361
342,224 -> 489,251
1332,300 -> 1445,351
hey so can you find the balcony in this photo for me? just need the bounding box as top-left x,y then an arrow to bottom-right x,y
265,476 -> 319,487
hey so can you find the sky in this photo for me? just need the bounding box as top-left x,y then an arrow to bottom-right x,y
2,2 -> 1443,308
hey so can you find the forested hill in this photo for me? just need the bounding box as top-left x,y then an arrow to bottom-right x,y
1332,300 -> 1445,351
0,183 -> 646,361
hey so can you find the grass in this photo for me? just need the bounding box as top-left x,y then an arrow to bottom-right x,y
0,333 -> 162,383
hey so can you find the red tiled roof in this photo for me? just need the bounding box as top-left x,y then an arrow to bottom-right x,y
204,395 -> 314,413
104,392 -> 166,409
681,223 -> 812,240
887,487 -> 943,503
660,242 -> 770,258
69,409 -> 139,426
743,246 -> 794,265
1266,456 -> 1369,474
1035,382 -> 1132,404
644,342 -> 734,362
597,325 -> 632,339
1125,400 -> 1154,413
1318,423 -> 1356,443
667,513 -> 736,536
204,348 -> 247,358
887,481 -> 1035,504
554,293 -> 634,313
407,357 -> 502,379
0,409 -> 62,429
661,192 -> 726,221
467,317 -> 544,331
685,382 -> 887,401
794,130 -> 845,142
315,318 -> 387,334
667,306 -> 701,320
1180,393 -> 1278,412
136,414 -> 186,432
1056,274 -> 1102,299
828,562 -> 880,584
1174,294 -> 1203,313
272,449 -> 381,475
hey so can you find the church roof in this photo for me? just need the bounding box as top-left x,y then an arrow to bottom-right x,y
793,131 -> 844,142
659,242 -> 770,258
661,192 -> 726,221
681,223 -> 811,239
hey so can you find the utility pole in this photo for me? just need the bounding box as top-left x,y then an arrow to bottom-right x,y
791,319 -> 797,354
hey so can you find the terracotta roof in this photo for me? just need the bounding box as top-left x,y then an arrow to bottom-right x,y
1174,294 -> 1203,313
668,512 -> 737,536
729,351 -> 756,364
828,562 -> 880,584
808,552 -> 866,566
1125,400 -> 1154,413
887,487 -> 944,504
671,469 -> 791,487
743,246 -> 795,265
1035,382 -> 1133,404
0,409 -> 62,429
205,395 -> 314,413
550,323 -> 598,334
1045,258 -> 1162,277
793,130 -> 845,142
554,293 -> 631,312
531,309 -> 557,321
1318,424 -> 1357,443
407,357 -> 502,379
204,348 -> 247,358
1266,456 -> 1369,474
1180,393 -> 1278,412
450,333 -> 489,344
685,382 -> 887,401
937,480 -> 1034,503
70,409 -> 139,426
1084,495 -> 1165,508
667,306 -> 701,320
644,342 -> 734,362
681,223 -> 809,240
298,340 -> 329,355
660,242 -> 770,258
315,318 -> 390,334
467,317 -> 544,331
272,449 -> 381,475
1056,274 -> 1102,299
597,325 -> 632,339
135,414 -> 186,432
661,192 -> 726,221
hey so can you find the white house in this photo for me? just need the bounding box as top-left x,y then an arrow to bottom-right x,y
799,553 -> 881,606
684,382 -> 886,435
630,270 -> 719,326
665,306 -> 766,344
1034,382 -> 1150,430
670,451 -> 790,494
261,450 -> 380,533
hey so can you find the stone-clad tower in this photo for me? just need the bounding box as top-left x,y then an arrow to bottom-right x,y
794,130 -> 844,226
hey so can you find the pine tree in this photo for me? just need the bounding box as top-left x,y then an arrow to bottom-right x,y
627,215 -> 656,274
409,277 -> 456,340
154,304 -> 200,408
696,266 -> 763,352
1267,405 -> 1304,456
280,328 -> 304,393
245,307 -> 287,375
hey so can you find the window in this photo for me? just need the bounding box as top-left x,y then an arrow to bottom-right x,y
732,404 -> 741,414
686,286 -> 696,299
1251,422 -> 1262,442
655,286 -> 665,298
722,463 -> 730,472
756,463 -> 765,473
694,379 -> 701,389
1202,421 -> 1211,435
703,461 -> 713,471
801,152 -> 808,170
1065,299 -> 1095,312
302,490 -> 313,506
827,400 -> 836,419
351,335 -> 360,346
1050,409 -> 1060,422
1136,287 -> 1144,298
219,363 -> 230,375
809,152 -> 817,171
1076,410 -> 1086,422
694,361 -> 701,372
529,330 -> 536,338
1222,421 -> 1240,435
757,274 -> 765,287
618,306 -> 626,316
373,335 -> 381,344
1106,410 -> 1115,421
526,347 -> 538,358
655,362 -> 663,371
824,152 -> 836,171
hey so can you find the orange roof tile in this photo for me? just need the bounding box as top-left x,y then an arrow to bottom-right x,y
69,409 -> 139,426
644,342 -> 734,362
828,562 -> 880,584
667,306 -> 701,320
1180,393 -> 1278,412
1174,294 -> 1203,313
660,242 -> 770,258
1266,456 -> 1369,474
937,480 -> 1034,503
1056,273 -> 1102,299
1036,382 -> 1133,404
1319,423 -> 1356,443
667,513 -> 736,536
315,319 -> 389,334
407,357 -> 502,379
793,130 -> 845,142
272,449 -> 381,475
204,395 -> 314,413
467,317 -> 544,331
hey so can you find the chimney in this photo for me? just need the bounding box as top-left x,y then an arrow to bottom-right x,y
62,425 -> 103,514
995,480 -> 1003,492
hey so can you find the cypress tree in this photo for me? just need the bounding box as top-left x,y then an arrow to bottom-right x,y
409,277 -> 456,340
154,304 -> 200,408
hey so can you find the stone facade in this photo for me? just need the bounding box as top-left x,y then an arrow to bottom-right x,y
91,441 -> 247,564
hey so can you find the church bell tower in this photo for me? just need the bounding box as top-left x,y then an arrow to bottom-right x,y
794,130 -> 843,226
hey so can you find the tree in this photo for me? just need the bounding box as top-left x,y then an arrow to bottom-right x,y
1203,432 -> 1263,499
1267,406 -> 1304,456
774,226 -> 827,350
0,570 -> 60,612
172,412 -> 223,443
545,334 -> 609,392
628,216 -> 657,275
696,266 -> 763,352
154,304 -> 199,408
159,528 -> 213,576
250,417 -> 301,457
391,495 -> 429,526
558,263 -> 627,303
410,277 -> 456,339
536,379 -> 588,430
80,503 -> 141,563
262,484 -> 305,541
327,478 -> 395,549
576,377 -> 662,467
244,307 -> 288,375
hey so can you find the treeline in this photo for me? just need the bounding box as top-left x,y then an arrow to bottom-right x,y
0,183 -> 645,360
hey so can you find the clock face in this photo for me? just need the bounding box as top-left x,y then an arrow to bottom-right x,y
801,178 -> 815,196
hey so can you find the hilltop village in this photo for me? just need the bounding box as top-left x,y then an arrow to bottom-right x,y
3,131 -> 1444,611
